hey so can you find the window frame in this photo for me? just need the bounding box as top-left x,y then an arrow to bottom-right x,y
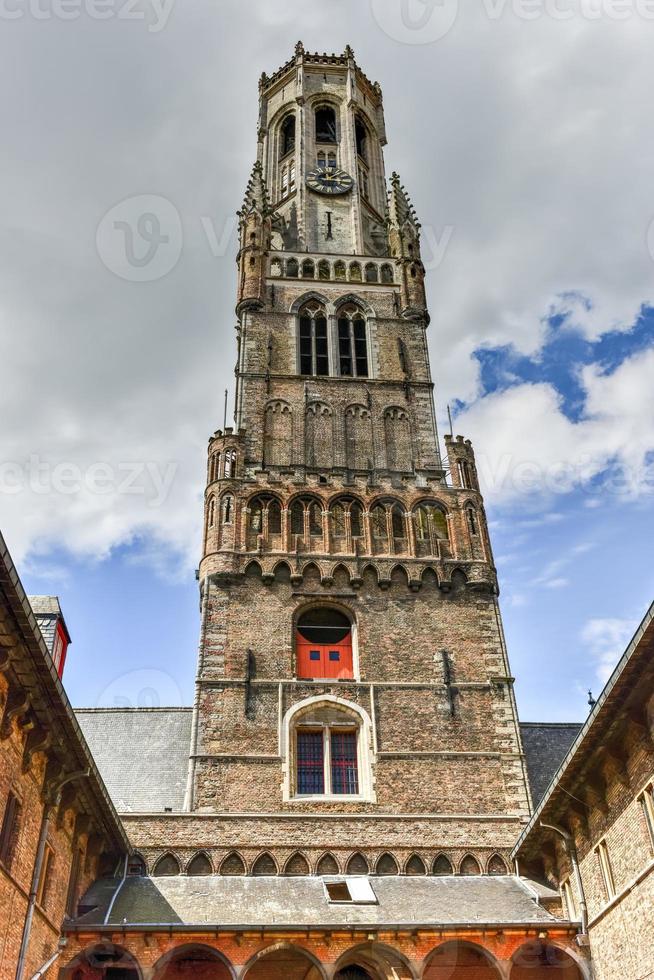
295,723 -> 360,798
298,305 -> 329,377
337,306 -> 369,379
0,790 -> 21,870
595,838 -> 616,901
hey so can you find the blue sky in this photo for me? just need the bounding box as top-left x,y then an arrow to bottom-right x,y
3,3 -> 654,724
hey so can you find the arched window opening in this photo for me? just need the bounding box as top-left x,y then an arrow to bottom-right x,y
355,116 -> 368,161
207,497 -> 216,528
317,150 -> 326,168
252,852 -> 277,876
381,263 -> 394,283
460,854 -> 481,876
349,262 -> 362,282
376,852 -> 399,875
289,496 -> 323,549
337,303 -> 368,378
318,260 -> 331,281
127,854 -> 146,876
315,105 -> 337,143
246,947 -> 323,980
458,459 -> 473,488
187,853 -> 212,876
487,853 -> 509,875
346,852 -> 369,874
283,852 -> 310,876
224,449 -> 236,478
359,167 -> 369,200
220,851 -> 245,875
280,114 -> 296,156
294,703 -> 361,797
364,263 -> 378,283
406,854 -> 426,875
510,943 -> 584,979
222,495 -> 233,524
153,853 -> 180,876
334,260 -> 347,281
433,854 -> 453,875
371,504 -> 388,553
247,495 -> 282,549
296,607 -> 353,680
414,503 -> 450,558
302,259 -> 315,279
424,943 -> 502,980
299,302 -> 329,377
391,504 -> 406,541
328,150 -> 337,169
317,852 -> 339,875
467,506 -> 479,536
286,258 -> 298,278
330,497 -> 363,551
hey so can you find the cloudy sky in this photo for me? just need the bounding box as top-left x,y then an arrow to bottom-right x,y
1,0 -> 653,720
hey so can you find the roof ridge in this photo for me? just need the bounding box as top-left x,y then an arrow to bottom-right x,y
74,706 -> 193,714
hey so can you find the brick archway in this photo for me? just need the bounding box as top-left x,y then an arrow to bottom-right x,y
423,941 -> 502,980
152,944 -> 235,980
335,942 -> 416,980
243,944 -> 326,980
510,942 -> 585,979
61,943 -> 142,979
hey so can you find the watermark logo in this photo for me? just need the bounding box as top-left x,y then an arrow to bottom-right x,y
95,667 -> 183,709
370,0 -> 460,43
96,194 -> 182,282
0,0 -> 175,31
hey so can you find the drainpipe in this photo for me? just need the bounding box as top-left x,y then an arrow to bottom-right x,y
540,820 -> 588,935
15,771 -> 89,980
28,943 -> 64,980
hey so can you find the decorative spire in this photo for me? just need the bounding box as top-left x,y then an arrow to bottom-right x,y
388,172 -> 421,232
238,161 -> 270,218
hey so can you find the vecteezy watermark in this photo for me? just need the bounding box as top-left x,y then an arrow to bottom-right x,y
480,0 -> 654,20
421,224 -> 455,271
0,456 -> 178,507
475,452 -> 654,498
96,194 -> 183,281
95,668 -> 183,709
96,194 -> 238,282
370,0 -> 460,43
0,0 -> 175,31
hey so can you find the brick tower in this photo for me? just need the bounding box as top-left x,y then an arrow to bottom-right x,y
187,42 -> 531,874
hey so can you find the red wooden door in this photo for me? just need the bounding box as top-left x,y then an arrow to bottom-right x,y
296,635 -> 353,679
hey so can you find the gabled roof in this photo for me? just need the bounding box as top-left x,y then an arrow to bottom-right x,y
75,708 -> 192,813
520,722 -> 583,808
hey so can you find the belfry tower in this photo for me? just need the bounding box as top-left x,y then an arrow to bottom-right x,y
189,43 -> 531,873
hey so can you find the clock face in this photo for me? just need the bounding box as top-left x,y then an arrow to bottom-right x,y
306,166 -> 354,196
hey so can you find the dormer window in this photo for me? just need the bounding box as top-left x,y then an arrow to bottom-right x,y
324,877 -> 377,904
315,105 -> 337,144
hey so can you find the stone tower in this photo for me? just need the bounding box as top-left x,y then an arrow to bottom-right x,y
187,43 -> 531,875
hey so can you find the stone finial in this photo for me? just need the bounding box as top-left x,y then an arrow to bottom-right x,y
344,44 -> 355,59
295,40 -> 305,57
258,71 -> 268,90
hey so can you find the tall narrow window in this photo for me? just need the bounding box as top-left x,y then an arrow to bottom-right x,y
280,114 -> 296,156
315,106 -> 337,144
299,304 -> 329,376
36,844 -> 54,909
640,783 -> 654,852
331,732 -> 359,794
355,116 -> 368,161
337,305 -> 368,378
0,791 -> 20,868
297,731 -> 325,794
595,840 -> 615,900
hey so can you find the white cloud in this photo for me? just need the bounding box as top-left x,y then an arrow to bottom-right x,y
581,616 -> 638,683
1,1 -> 654,569
455,346 -> 654,504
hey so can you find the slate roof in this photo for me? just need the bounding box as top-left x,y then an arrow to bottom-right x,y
68,874 -> 567,930
75,708 -> 192,813
520,722 -> 583,808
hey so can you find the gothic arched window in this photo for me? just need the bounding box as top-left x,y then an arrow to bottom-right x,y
365,263 -> 378,283
355,116 -> 368,161
334,261 -> 347,281
286,258 -> 299,278
288,700 -> 371,798
247,494 -> 282,549
381,263 -> 394,283
301,259 -> 315,279
318,260 -> 330,281
337,303 -> 369,378
349,261 -> 362,282
280,113 -> 296,157
221,494 -> 233,524
315,105 -> 337,144
330,496 -> 363,550
298,302 -> 329,377
290,496 -> 323,547
414,502 -> 449,557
